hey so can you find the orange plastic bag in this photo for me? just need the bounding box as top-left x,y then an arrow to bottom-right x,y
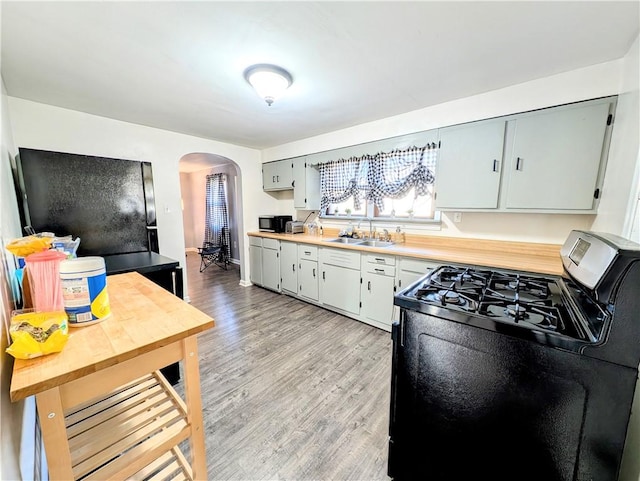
5,235 -> 53,257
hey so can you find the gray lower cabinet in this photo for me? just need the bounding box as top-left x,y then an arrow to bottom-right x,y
265,238 -> 446,332
299,259 -> 319,301
249,237 -> 263,286
396,258 -> 439,292
262,238 -> 280,292
280,241 -> 298,294
298,245 -> 319,301
319,248 -> 361,315
360,254 -> 396,329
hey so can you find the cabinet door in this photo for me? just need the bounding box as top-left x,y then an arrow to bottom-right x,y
293,157 -> 320,210
249,246 -> 262,286
263,160 -> 293,191
361,272 -> 395,328
435,119 -> 506,209
262,162 -> 279,190
262,247 -> 280,292
320,264 -> 360,315
276,159 -> 293,189
506,102 -> 610,210
396,258 -> 439,292
280,242 -> 298,294
299,259 -> 319,301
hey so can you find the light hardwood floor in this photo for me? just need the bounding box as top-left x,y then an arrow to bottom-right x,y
180,252 -> 393,481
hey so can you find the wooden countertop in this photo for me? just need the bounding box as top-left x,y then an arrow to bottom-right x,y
10,272 -> 214,402
249,230 -> 564,276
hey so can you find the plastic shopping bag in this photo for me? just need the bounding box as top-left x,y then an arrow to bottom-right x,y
6,310 -> 69,360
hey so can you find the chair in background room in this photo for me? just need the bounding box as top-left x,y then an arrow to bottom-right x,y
198,227 -> 230,272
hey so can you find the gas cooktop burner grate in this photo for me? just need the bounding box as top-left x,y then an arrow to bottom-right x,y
409,265 -> 569,334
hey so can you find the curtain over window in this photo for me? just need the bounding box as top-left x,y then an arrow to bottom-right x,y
204,173 -> 230,259
319,156 -> 370,211
368,144 -> 437,210
318,144 -> 438,212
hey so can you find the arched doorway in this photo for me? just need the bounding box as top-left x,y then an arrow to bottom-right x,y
178,152 -> 244,280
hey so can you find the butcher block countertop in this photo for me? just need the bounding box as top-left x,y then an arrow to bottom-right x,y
249,229 -> 564,276
10,271 -> 214,402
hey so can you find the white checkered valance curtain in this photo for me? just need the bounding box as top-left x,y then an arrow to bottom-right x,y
318,143 -> 438,211
319,156 -> 370,210
367,143 -> 437,210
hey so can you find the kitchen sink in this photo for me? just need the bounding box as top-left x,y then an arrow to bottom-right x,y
323,237 -> 364,244
357,240 -> 395,248
323,237 -> 395,248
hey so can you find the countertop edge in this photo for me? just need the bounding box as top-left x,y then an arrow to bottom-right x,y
248,231 -> 564,276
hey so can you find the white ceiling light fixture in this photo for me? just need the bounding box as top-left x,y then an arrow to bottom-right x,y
243,64 -> 293,106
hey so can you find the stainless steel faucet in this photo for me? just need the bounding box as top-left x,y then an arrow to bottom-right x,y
357,217 -> 374,239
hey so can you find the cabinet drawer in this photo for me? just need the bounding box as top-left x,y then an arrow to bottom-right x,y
320,248 -> 360,270
263,238 -> 279,250
298,244 -> 318,261
365,264 -> 396,277
365,253 -> 396,266
249,236 -> 262,247
399,257 -> 439,273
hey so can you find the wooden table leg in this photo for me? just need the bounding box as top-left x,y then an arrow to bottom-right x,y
183,335 -> 207,480
35,387 -> 74,480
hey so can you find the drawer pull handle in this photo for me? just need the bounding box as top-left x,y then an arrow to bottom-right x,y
492,159 -> 498,172
374,268 -> 385,273
367,280 -> 371,291
304,251 -> 311,255
375,258 -> 385,263
313,268 -> 316,278
322,271 -> 325,280
293,264 -> 295,272
516,157 -> 523,171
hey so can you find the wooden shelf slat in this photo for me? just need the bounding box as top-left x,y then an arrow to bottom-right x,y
62,370 -> 193,480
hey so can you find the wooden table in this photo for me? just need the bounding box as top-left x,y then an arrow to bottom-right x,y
10,272 -> 215,480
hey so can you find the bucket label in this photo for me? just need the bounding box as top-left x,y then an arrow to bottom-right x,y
61,274 -> 110,324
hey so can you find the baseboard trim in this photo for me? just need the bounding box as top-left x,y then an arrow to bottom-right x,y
239,280 -> 252,287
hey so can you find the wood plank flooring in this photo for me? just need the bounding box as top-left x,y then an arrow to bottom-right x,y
180,252 -> 392,480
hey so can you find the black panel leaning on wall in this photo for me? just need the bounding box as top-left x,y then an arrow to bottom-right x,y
15,148 -> 156,257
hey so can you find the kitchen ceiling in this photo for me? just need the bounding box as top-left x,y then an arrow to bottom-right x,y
1,1 -> 639,150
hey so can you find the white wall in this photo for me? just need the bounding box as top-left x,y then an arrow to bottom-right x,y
0,79 -> 31,481
5,98 -> 279,287
264,59 -> 633,244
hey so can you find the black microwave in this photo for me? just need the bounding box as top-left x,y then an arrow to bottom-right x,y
259,215 -> 292,233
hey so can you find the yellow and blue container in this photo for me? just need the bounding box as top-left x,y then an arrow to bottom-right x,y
59,256 -> 111,326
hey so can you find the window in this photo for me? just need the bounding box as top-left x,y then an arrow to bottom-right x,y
319,144 -> 438,222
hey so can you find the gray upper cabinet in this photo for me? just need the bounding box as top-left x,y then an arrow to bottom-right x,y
504,101 -> 612,210
262,159 -> 293,191
435,119 -> 506,209
434,96 -> 615,214
292,156 -> 320,210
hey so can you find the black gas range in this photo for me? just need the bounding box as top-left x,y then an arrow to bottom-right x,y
389,230 -> 640,481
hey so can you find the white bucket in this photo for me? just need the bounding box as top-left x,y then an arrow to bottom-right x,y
59,257 -> 111,327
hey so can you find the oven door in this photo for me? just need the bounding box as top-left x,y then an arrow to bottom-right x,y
388,308 -> 636,481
